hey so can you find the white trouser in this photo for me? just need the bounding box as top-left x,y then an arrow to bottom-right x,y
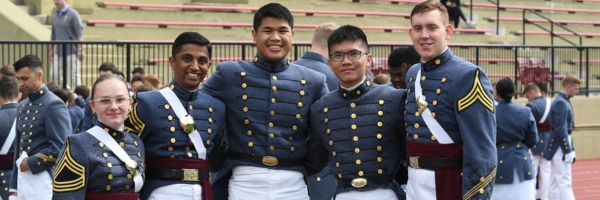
336,188 -> 397,200
229,166 -> 308,200
16,152 -> 52,200
548,148 -> 575,200
532,154 -> 551,200
52,54 -> 81,89
406,167 -> 436,200
147,183 -> 202,200
492,169 -> 535,200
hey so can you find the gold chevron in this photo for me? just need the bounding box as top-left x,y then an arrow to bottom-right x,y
457,70 -> 494,113
126,94 -> 146,137
33,153 -> 57,162
53,139 -> 86,192
463,167 -> 497,200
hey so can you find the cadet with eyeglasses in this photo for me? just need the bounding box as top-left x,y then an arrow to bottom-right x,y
53,74 -> 145,200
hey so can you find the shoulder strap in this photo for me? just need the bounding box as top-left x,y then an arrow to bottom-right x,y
415,69 -> 454,144
539,97 -> 551,123
0,119 -> 16,155
159,87 -> 207,159
88,126 -> 143,192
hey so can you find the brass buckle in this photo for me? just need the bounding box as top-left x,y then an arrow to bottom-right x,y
182,169 -> 199,182
351,178 -> 367,188
409,156 -> 420,169
262,156 -> 279,166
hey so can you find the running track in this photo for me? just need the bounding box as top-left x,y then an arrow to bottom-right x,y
574,159 -> 600,199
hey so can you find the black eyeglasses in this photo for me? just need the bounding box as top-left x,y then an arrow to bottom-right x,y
329,50 -> 369,62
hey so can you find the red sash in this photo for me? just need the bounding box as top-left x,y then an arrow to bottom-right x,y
85,192 -> 139,200
146,158 -> 213,200
406,140 -> 463,200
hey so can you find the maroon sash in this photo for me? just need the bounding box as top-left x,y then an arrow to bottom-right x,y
85,192 -> 139,200
537,121 -> 551,132
406,140 -> 463,200
146,158 -> 212,200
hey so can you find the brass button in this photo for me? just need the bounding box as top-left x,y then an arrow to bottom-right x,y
431,112 -> 436,118
338,173 -> 342,178
209,107 -> 213,113
356,159 -> 361,165
366,81 -> 371,86
247,130 -> 252,136
269,122 -> 274,128
244,119 -> 250,125
353,136 -> 358,141
323,107 -> 328,113
415,112 -> 421,117
377,145 -> 382,151
270,133 -> 275,138
119,142 -> 124,147
300,90 -> 305,96
326,129 -> 331,134
379,100 -> 384,105
301,79 -> 306,85
292,125 -> 297,131
436,88 -> 441,94
242,94 -> 248,100
499,160 -> 503,164
127,174 -> 133,179
168,147 -> 173,151
168,115 -> 173,121
336,162 -> 340,167
414,123 -> 420,128
351,124 -> 357,130
377,157 -> 382,162
524,157 -> 527,160
324,118 -> 329,123
414,134 -> 419,140
108,174 -> 113,180
350,103 -> 356,108
170,126 -> 175,132
378,169 -> 383,174
270,145 -> 275,151
351,113 -> 356,118
480,177 -> 485,182
189,105 -> 193,110
125,185 -> 130,190
442,77 -> 447,83
431,136 -> 436,141
241,83 -> 247,89
289,136 -> 293,141
248,142 -> 254,147
208,117 -> 213,123
378,110 -> 383,116
207,128 -> 213,134
271,98 -> 276,103
290,146 -> 295,151
316,177 -> 321,182
500,176 -> 503,179
138,152 -> 141,157
298,102 -> 303,108
165,104 -> 170,110
270,110 -> 275,116
272,86 -> 277,91
243,107 -> 249,113
241,72 -> 246,76
479,188 -> 484,194
332,151 -> 337,156
421,76 -> 426,81
433,100 -> 438,106
329,140 -> 333,146
171,138 -> 176,144
99,142 -> 104,147
186,146 -> 191,151
107,162 -> 112,168
377,121 -> 383,127
355,148 -> 360,153
106,185 -> 111,191
188,152 -> 193,157
296,114 -> 301,119
358,171 -> 364,176
103,152 -> 108,158
377,133 -> 382,139
356,90 -> 361,95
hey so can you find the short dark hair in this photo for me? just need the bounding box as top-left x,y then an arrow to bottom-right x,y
327,25 -> 369,55
523,83 -> 540,94
98,62 -> 118,74
134,83 -> 156,93
131,75 -> 145,84
172,32 -> 212,59
46,82 -> 61,92
388,48 -> 404,68
91,74 -> 128,100
401,46 -> 421,66
131,67 -> 145,75
74,85 -> 90,100
1,65 -> 15,77
536,81 -> 548,94
410,0 -> 449,25
253,3 -> 294,31
13,55 -> 43,72
116,71 -> 125,79
496,78 -> 515,102
51,88 -> 69,103
0,76 -> 20,100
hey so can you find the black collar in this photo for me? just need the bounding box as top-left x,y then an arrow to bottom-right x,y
96,121 -> 126,140
168,80 -> 198,101
28,85 -> 48,101
253,54 -> 290,73
337,75 -> 373,99
420,48 -> 454,72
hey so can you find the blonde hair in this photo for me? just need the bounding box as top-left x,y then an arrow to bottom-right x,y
410,0 -> 449,25
313,22 -> 338,50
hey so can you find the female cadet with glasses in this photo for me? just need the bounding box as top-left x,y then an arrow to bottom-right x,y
492,78 -> 538,200
52,74 -> 145,200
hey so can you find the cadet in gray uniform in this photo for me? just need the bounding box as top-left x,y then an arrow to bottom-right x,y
203,3 -> 329,200
0,76 -> 20,200
491,78 -> 537,200
10,55 -> 71,199
125,32 -> 226,200
53,74 -> 145,200
309,25 -> 407,199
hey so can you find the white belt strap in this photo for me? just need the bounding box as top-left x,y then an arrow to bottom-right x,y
88,126 -> 144,192
415,69 -> 454,144
539,97 -> 551,123
0,119 -> 16,155
159,87 -> 207,159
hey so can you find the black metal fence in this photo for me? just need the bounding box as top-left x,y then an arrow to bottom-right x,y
1,41 -> 599,96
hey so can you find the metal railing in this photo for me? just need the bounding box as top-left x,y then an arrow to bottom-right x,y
487,0 -> 500,35
522,9 -> 582,46
1,41 -> 599,96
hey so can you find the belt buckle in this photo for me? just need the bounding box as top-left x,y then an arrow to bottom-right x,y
351,178 -> 367,188
182,168 -> 199,182
409,156 -> 420,169
262,156 -> 278,166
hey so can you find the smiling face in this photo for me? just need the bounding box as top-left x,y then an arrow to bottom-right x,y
328,40 -> 372,88
252,17 -> 295,63
409,9 -> 453,63
90,78 -> 131,130
169,44 -> 211,91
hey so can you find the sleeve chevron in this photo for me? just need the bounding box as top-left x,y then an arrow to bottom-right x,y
125,93 -> 146,137
463,167 -> 497,200
457,69 -> 495,113
53,139 -> 86,192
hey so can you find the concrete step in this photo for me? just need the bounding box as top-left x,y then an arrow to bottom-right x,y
17,5 -> 35,15
31,15 -> 47,25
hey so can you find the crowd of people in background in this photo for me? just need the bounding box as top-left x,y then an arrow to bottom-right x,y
0,1 -> 582,200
